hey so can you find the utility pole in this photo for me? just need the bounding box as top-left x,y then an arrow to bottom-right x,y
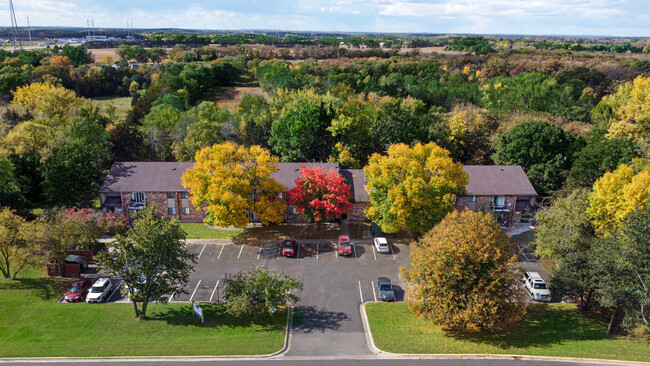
26,16 -> 32,46
9,0 -> 21,50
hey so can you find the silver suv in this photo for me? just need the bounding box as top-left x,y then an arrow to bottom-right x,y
523,271 -> 551,302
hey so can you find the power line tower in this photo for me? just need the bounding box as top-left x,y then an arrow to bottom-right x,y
9,0 -> 21,50
26,15 -> 32,46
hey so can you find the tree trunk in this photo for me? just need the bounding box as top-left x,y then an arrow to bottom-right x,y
140,298 -> 149,319
607,306 -> 625,336
132,299 -> 140,318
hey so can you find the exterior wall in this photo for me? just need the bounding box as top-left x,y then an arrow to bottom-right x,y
455,195 -> 522,227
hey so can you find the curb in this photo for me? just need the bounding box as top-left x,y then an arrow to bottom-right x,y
359,302 -> 650,365
267,305 -> 293,358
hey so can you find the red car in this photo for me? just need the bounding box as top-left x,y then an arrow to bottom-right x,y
338,235 -> 353,256
282,239 -> 296,257
64,278 -> 92,303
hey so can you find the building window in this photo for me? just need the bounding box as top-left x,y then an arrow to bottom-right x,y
182,207 -> 190,215
493,195 -> 505,208
289,205 -> 297,215
168,207 -> 177,215
181,192 -> 189,199
167,192 -> 175,199
131,192 -> 145,203
469,195 -> 477,203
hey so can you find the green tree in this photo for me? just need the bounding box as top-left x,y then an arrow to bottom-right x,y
97,207 -> 196,319
0,207 -> 43,279
0,154 -> 26,210
223,268 -> 302,317
60,44 -> 92,66
240,94 -> 273,149
364,142 -> 468,234
492,120 -> 578,196
402,210 -> 522,332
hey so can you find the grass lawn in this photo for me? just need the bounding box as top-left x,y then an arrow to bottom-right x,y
179,223 -> 241,240
0,273 -> 286,358
90,96 -> 132,122
366,302 -> 650,362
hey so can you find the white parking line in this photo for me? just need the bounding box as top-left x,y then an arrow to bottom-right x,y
198,244 -> 207,259
209,280 -> 220,302
189,280 -> 201,302
316,243 -> 319,259
353,245 -> 357,258
358,280 -> 363,303
372,246 -> 377,261
257,246 -> 262,260
217,245 -> 225,260
107,281 -> 122,302
237,245 -> 244,259
371,281 -> 377,302
390,244 -> 396,260
169,285 -> 180,302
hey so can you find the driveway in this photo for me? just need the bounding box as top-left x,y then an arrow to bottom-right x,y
178,238 -> 411,357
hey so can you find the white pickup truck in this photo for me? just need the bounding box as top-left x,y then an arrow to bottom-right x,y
523,271 -> 552,302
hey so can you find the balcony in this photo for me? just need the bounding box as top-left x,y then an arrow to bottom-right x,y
127,200 -> 146,211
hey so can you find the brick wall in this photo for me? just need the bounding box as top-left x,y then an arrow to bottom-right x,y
348,202 -> 368,221
456,195 -> 520,227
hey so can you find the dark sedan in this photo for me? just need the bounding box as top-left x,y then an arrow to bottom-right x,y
376,277 -> 395,302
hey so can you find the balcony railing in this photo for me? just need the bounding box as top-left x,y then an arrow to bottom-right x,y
127,200 -> 146,211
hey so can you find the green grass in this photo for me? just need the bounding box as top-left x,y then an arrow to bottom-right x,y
0,275 -> 286,357
180,223 -> 241,240
366,302 -> 650,362
90,96 -> 132,122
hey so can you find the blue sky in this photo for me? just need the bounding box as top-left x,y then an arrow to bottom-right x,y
2,0 -> 649,37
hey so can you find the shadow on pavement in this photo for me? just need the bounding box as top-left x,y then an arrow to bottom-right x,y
293,305 -> 350,333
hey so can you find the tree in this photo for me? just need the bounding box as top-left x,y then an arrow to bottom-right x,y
98,207 -> 196,319
587,161 -> 650,236
223,268 -> 302,317
181,142 -> 287,227
364,142 -> 467,234
602,76 -> 650,141
595,208 -> 650,334
0,208 -> 43,279
535,189 -> 599,309
60,44 -> 92,66
0,154 -> 26,210
146,48 -> 167,63
11,82 -> 81,120
288,166 -> 353,224
402,210 -> 522,332
492,120 -> 578,196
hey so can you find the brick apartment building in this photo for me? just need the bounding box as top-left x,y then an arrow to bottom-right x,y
100,162 -> 536,227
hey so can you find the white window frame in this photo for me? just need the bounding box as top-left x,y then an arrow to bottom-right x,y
132,192 -> 146,203
469,195 -> 477,203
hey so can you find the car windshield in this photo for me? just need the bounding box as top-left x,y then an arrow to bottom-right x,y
340,242 -> 350,247
379,284 -> 392,291
68,286 -> 83,293
90,286 -> 104,293
284,242 -> 293,249
534,283 -> 547,289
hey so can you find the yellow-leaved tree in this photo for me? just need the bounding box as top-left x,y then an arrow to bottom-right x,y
11,82 -> 81,120
364,142 -> 468,234
401,209 -> 523,332
602,76 -> 650,141
587,159 -> 650,236
181,142 -> 287,227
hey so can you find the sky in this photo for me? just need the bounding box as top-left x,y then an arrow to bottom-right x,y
1,0 -> 649,37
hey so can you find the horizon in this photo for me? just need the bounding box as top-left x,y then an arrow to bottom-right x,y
0,0 -> 649,38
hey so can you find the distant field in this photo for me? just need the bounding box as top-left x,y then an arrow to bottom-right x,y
214,86 -> 268,112
399,46 -> 467,55
90,96 -> 132,122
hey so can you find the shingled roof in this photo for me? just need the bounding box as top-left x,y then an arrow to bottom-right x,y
340,169 -> 370,203
463,165 -> 537,196
100,161 -> 341,193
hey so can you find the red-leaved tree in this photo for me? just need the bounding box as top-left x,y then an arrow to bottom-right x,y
288,166 -> 354,225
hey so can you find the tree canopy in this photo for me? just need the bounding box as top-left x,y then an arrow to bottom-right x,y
287,166 -> 353,223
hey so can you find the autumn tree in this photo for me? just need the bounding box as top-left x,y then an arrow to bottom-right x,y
11,82 -> 81,120
602,75 -> 650,141
288,166 -> 353,225
182,142 -> 287,227
587,160 -> 650,236
0,207 -> 43,279
402,210 -> 523,332
98,207 -> 196,319
364,142 -> 467,234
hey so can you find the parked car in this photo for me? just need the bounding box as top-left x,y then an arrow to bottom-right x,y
374,237 -> 390,253
282,239 -> 296,257
376,277 -> 395,302
337,235 -> 353,256
64,254 -> 88,271
64,278 -> 92,302
523,271 -> 552,302
86,278 -> 113,303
